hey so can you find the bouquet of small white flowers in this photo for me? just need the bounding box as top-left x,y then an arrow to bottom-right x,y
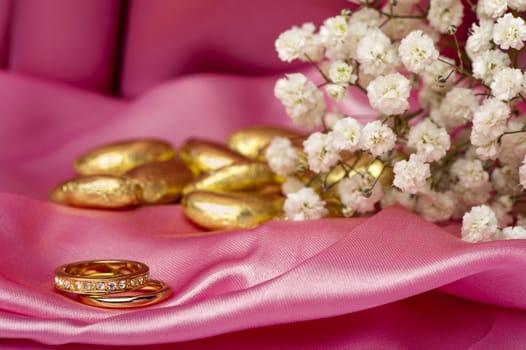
269,0 -> 526,243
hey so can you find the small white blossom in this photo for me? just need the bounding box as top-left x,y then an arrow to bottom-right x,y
499,118 -> 526,168
519,154 -> 526,189
407,118 -> 450,162
284,187 -> 328,221
264,137 -> 299,177
275,23 -> 322,62
398,30 -> 439,74
450,158 -> 489,188
474,140 -> 500,160
427,0 -> 464,34
357,29 -> 398,76
320,15 -> 351,60
454,180 -> 493,207
328,60 -> 357,85
393,154 -> 431,194
492,165 -> 520,194
472,50 -> 511,85
303,132 -> 340,173
466,21 -> 494,59
274,73 -> 326,130
471,98 -> 510,145
491,195 -> 515,227
508,0 -> 526,11
490,67 -> 524,101
416,191 -> 456,222
324,110 -> 344,130
477,0 -> 508,19
436,87 -> 478,130
332,117 -> 362,151
346,9 -> 382,59
493,13 -> 526,50
337,173 -> 384,215
461,205 -> 498,243
325,83 -> 347,102
366,73 -> 411,115
360,120 -> 397,157
380,188 -> 416,211
502,226 -> 526,239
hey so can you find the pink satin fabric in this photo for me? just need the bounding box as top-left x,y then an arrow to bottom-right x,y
1,1 -> 526,349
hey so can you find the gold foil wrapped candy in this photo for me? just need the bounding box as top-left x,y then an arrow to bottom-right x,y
226,125 -> 301,159
73,139 -> 176,176
125,160 -> 193,204
182,161 -> 278,196
50,175 -> 142,209
179,138 -> 248,175
182,191 -> 284,230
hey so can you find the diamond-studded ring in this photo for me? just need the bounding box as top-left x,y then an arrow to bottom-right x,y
54,260 -> 149,295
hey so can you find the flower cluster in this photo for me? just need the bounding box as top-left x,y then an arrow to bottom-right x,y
271,0 -> 526,243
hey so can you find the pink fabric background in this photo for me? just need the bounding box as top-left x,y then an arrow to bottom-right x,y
1,1 -> 526,348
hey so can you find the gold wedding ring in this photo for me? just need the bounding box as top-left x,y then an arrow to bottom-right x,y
78,280 -> 173,309
54,260 -> 149,295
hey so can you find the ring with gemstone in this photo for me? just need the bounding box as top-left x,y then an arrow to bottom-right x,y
54,260 -> 149,295
77,280 -> 172,308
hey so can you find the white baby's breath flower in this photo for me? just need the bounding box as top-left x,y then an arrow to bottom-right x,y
337,173 -> 384,215
472,50 -> 511,85
407,118 -> 450,162
461,205 -> 498,243
393,154 -> 431,194
275,23 -> 322,62
519,154 -> 526,189
422,56 -> 455,92
490,67 -> 524,101
492,165 -> 520,194
264,137 -> 299,177
477,0 -> 508,19
435,87 -> 478,130
325,83 -> 347,102
454,180 -> 493,207
398,30 -> 439,74
328,60 -> 357,85
427,0 -> 464,34
493,13 -> 526,50
360,120 -> 397,157
320,15 -> 351,60
499,118 -> 526,168
466,21 -> 494,59
416,191 -> 456,222
303,132 -> 340,173
502,226 -> 526,239
274,73 -> 326,130
332,117 -> 362,151
380,188 -> 416,211
366,73 -> 411,115
450,158 -> 490,189
471,98 -> 510,143
284,187 -> 328,221
356,29 -> 398,76
508,0 -> 526,11
474,140 -> 500,161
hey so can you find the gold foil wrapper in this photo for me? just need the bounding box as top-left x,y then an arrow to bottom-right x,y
74,139 -> 176,176
226,125 -> 301,160
179,138 -> 248,175
182,191 -> 284,230
125,160 -> 194,204
182,161 -> 277,196
50,175 -> 142,209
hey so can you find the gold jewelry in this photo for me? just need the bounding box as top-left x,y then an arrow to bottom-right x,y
77,280 -> 172,308
54,260 -> 149,295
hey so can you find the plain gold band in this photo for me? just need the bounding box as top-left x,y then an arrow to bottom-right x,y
54,260 -> 149,295
77,280 -> 172,308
